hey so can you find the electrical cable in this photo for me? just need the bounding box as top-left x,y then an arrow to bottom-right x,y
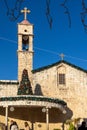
0,36 -> 87,63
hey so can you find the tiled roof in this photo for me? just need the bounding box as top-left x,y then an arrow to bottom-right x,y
20,19 -> 30,24
32,60 -> 87,73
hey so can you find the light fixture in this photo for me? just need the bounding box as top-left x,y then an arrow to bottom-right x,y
62,110 -> 67,114
10,106 -> 14,112
42,107 -> 46,113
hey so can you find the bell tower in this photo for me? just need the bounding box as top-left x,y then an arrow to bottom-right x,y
17,7 -> 34,82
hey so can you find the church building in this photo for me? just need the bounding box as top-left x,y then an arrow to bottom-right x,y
0,7 -> 87,130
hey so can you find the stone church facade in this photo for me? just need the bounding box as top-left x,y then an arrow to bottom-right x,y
0,7 -> 87,130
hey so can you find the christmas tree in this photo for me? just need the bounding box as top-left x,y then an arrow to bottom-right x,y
17,69 -> 33,95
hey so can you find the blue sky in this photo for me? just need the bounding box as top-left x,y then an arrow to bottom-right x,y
0,0 -> 87,80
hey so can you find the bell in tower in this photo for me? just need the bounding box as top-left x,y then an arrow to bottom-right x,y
22,35 -> 29,51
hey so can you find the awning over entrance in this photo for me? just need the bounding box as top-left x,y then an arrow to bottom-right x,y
0,95 -> 67,130
0,95 -> 67,112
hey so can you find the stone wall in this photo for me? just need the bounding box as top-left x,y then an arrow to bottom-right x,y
0,80 -> 18,97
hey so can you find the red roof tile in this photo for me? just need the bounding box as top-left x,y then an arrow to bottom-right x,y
21,19 -> 30,24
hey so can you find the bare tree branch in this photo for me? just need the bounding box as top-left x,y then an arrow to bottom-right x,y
61,0 -> 71,28
81,0 -> 87,32
3,0 -> 87,33
46,0 -> 53,29
4,0 -> 24,21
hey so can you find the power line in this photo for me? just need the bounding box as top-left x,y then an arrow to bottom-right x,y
0,36 -> 87,63
34,47 -> 60,55
0,37 -> 17,44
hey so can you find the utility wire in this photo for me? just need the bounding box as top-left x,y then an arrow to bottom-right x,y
0,37 -> 17,44
0,36 -> 87,62
34,47 -> 60,55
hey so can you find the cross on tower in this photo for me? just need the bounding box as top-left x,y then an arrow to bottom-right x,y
21,7 -> 30,20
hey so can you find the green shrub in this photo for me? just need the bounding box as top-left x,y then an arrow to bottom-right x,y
68,123 -> 75,130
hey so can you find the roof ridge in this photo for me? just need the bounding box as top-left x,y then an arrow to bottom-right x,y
32,60 -> 87,73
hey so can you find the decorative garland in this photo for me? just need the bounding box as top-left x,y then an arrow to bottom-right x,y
0,81 -> 19,85
0,96 -> 67,106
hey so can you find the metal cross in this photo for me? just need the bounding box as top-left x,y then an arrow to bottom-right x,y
21,7 -> 30,20
60,53 -> 65,60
